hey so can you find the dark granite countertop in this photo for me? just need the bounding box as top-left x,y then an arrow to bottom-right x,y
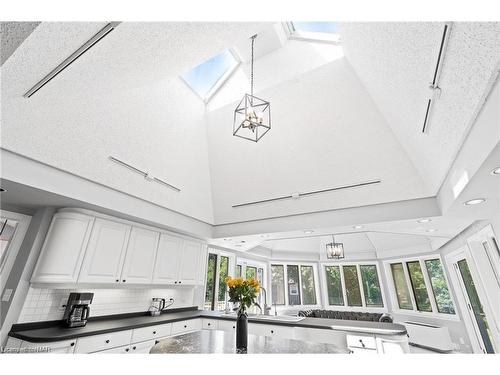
150,329 -> 350,354
9,306 -> 407,342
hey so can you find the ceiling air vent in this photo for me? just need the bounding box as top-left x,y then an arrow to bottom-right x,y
23,22 -> 121,98
421,23 -> 452,134
232,179 -> 381,208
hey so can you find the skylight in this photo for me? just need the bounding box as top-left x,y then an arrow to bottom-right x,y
291,22 -> 340,43
181,49 -> 239,102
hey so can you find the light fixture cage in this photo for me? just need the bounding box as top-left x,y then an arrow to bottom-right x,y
233,93 -> 271,142
326,235 -> 345,259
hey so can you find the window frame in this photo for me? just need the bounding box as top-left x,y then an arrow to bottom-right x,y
383,255 -> 459,320
268,261 -> 321,309
320,261 -> 387,313
180,48 -> 241,104
283,22 -> 342,45
204,248 -> 236,311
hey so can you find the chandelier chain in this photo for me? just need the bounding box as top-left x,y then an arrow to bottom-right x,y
250,34 -> 256,97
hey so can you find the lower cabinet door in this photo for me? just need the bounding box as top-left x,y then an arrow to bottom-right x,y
202,319 -> 219,330
170,319 -> 202,336
20,339 -> 76,354
94,345 -> 130,354
218,320 -> 237,332
129,339 -> 157,354
75,330 -> 133,353
248,323 -> 295,340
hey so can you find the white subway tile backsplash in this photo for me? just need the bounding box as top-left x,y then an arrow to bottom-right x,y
18,287 -> 196,323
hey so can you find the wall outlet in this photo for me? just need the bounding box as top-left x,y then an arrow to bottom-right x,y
59,297 -> 68,310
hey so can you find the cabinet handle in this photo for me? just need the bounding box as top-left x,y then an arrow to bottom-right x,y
155,340 -> 159,344
70,342 -> 75,347
174,281 -> 177,284
232,326 -> 235,329
125,348 -> 130,352
105,340 -> 110,344
184,325 -> 187,328
153,331 -> 157,334
359,339 -> 365,348
178,281 -> 182,284
133,346 -> 136,350
207,323 -> 211,326
122,279 -> 126,282
115,279 -> 119,282
271,330 -> 274,334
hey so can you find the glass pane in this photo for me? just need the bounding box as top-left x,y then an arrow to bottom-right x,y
407,261 -> 432,312
235,264 -> 241,277
360,265 -> 384,307
287,265 -> 301,305
217,256 -> 229,306
293,22 -> 339,34
246,266 -> 257,279
343,265 -> 362,307
458,259 -> 496,353
204,253 -> 217,310
300,266 -> 317,305
325,266 -> 344,306
425,259 -> 455,314
257,268 -> 264,284
391,263 -> 413,310
0,219 -> 19,267
271,265 -> 285,305
181,49 -> 238,99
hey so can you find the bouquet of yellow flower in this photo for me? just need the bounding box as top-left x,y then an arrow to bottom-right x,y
225,276 -> 261,314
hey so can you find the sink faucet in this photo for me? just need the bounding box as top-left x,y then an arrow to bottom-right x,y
260,287 -> 272,315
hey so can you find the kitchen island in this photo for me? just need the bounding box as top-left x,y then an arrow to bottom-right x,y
150,329 -> 349,354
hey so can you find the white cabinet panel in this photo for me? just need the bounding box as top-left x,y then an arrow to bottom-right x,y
131,323 -> 172,343
249,323 -> 295,340
152,234 -> 182,285
177,240 -> 203,285
218,319 -> 237,332
94,345 -> 130,354
78,218 -> 131,284
31,213 -> 93,284
75,330 -> 132,353
294,327 -> 346,346
121,227 -> 159,284
20,339 -> 76,354
129,339 -> 157,353
170,319 -> 202,336
202,319 -> 219,330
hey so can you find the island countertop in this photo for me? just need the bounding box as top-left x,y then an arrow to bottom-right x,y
150,329 -> 350,354
9,306 -> 407,343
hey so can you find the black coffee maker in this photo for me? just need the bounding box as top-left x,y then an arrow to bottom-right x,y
63,293 -> 93,327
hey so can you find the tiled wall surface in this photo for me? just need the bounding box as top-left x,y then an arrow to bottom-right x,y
18,287 -> 196,323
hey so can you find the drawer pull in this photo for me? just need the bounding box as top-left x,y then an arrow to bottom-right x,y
359,339 -> 366,348
184,325 -> 187,328
232,326 -> 235,329
105,340 -> 110,344
125,348 -> 130,352
70,342 -> 75,347
270,330 -> 274,334
174,281 -> 178,284
133,346 -> 136,350
153,331 -> 157,334
155,340 -> 159,344
207,323 -> 211,326
115,279 -> 119,282
122,279 -> 126,282
178,281 -> 182,284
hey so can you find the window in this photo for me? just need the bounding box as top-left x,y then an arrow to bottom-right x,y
325,266 -> 344,306
204,253 -> 218,310
360,265 -> 383,307
246,266 -> 257,279
425,259 -> 455,314
217,256 -> 229,304
287,265 -> 301,305
235,264 -> 242,277
343,265 -> 362,307
407,261 -> 432,312
290,22 -> 340,43
181,49 -> 238,101
388,258 -> 456,316
300,266 -> 317,305
271,265 -> 285,305
390,263 -> 413,310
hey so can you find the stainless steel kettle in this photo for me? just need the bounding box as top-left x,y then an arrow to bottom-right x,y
149,298 -> 166,316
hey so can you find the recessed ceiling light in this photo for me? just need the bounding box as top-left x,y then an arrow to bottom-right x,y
464,198 -> 486,206
353,225 -> 363,229
0,187 -> 6,192
417,219 -> 432,223
304,230 -> 314,234
426,229 -> 437,232
491,167 -> 500,175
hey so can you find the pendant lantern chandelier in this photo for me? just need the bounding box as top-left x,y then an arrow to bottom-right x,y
326,234 -> 345,260
233,34 -> 271,142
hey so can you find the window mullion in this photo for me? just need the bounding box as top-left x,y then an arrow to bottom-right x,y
339,265 -> 348,307
357,264 -> 367,307
402,261 -> 418,312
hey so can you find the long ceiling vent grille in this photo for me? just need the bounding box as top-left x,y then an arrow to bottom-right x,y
108,156 -> 181,192
23,22 -> 121,98
421,23 -> 452,133
232,179 -> 381,208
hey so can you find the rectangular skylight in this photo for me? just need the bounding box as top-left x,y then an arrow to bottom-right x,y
290,22 -> 340,43
181,49 -> 239,102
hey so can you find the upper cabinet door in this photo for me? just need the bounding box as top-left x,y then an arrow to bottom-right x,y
120,227 -> 160,284
78,218 -> 131,283
177,240 -> 203,285
31,212 -> 94,284
152,234 -> 182,285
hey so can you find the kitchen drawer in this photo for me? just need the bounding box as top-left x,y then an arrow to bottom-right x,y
346,334 -> 377,350
218,319 -> 237,332
94,344 -> 130,354
75,330 -> 132,353
202,319 -> 219,330
249,323 -> 295,339
170,319 -> 202,336
131,323 -> 171,343
129,339 -> 157,353
20,339 -> 76,354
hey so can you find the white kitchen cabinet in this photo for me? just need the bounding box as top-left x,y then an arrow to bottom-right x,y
152,233 -> 183,285
78,218 -> 131,284
249,323 -> 295,340
177,240 -> 204,285
294,327 -> 346,347
120,227 -> 160,284
131,323 -> 172,343
75,330 -> 132,353
94,345 -> 130,354
31,212 -> 94,284
202,319 -> 219,330
129,339 -> 157,353
20,339 -> 76,354
218,319 -> 237,332
375,337 -> 410,353
346,334 -> 378,354
170,319 -> 202,336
